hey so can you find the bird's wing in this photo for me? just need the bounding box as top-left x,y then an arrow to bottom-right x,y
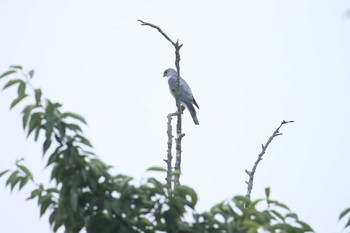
179,78 -> 199,107
168,76 -> 198,108
168,77 -> 177,97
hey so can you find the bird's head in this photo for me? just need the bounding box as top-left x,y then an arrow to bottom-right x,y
163,68 -> 177,78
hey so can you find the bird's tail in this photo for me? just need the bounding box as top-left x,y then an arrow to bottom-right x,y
187,104 -> 199,125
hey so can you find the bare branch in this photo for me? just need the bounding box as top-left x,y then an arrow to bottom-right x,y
165,112 -> 177,193
138,19 -> 177,47
139,19 -> 184,187
245,120 -> 294,200
174,132 -> 185,186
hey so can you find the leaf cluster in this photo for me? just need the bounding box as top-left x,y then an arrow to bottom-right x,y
1,67 -> 314,233
190,188 -> 312,233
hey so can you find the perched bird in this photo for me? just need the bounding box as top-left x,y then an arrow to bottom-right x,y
163,68 -> 199,125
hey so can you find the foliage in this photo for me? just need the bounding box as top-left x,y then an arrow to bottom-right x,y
0,66 -> 314,233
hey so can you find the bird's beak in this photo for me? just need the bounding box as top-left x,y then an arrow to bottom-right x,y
163,72 -> 166,77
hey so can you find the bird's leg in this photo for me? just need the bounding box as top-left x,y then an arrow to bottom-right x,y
180,105 -> 186,113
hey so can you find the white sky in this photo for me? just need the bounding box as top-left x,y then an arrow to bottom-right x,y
1,1 -> 350,232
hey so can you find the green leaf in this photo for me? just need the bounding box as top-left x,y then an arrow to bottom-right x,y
69,191 -> 78,212
61,112 -> 87,124
247,228 -> 258,233
119,176 -> 133,191
147,166 -> 167,172
65,123 -> 82,132
10,176 -> 22,191
171,170 -> 181,176
270,210 -> 285,222
6,170 -> 19,187
247,198 -> 263,209
285,212 -> 298,220
16,163 -> 33,180
74,135 -> 93,147
175,185 -> 198,208
43,138 -> 52,154
265,187 -> 270,200
27,112 -> 43,138
139,217 -> 152,225
17,81 -> 26,97
0,169 -> 9,178
50,164 -> 62,183
28,70 -> 35,78
253,212 -> 271,224
46,188 -> 59,193
51,211 -> 64,232
56,122 -> 66,139
45,100 -> 58,127
345,217 -> 350,228
2,79 -> 23,90
233,196 -> 250,211
10,94 -> 28,109
22,104 -> 36,129
27,188 -> 41,200
0,70 -> 16,79
40,195 -> 53,216
46,146 -> 63,167
35,89 -> 42,106
339,207 -> 350,220
210,202 -> 223,214
273,223 -> 295,231
242,219 -> 259,228
34,124 -> 41,141
9,65 -> 22,70
297,220 -> 314,231
146,177 -> 165,194
274,201 -> 290,211
19,176 -> 30,190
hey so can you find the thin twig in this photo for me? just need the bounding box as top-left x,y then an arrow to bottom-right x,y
245,120 -> 294,200
139,19 -> 184,187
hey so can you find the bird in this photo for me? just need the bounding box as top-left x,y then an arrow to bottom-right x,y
163,68 -> 199,125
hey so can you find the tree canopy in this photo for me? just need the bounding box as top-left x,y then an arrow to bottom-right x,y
0,65 -> 318,233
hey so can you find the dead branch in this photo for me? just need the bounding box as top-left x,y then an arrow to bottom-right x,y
245,120 -> 294,200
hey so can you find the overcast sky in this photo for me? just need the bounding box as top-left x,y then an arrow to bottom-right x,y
1,1 -> 350,232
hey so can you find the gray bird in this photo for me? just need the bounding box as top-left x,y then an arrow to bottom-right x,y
163,68 -> 199,125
